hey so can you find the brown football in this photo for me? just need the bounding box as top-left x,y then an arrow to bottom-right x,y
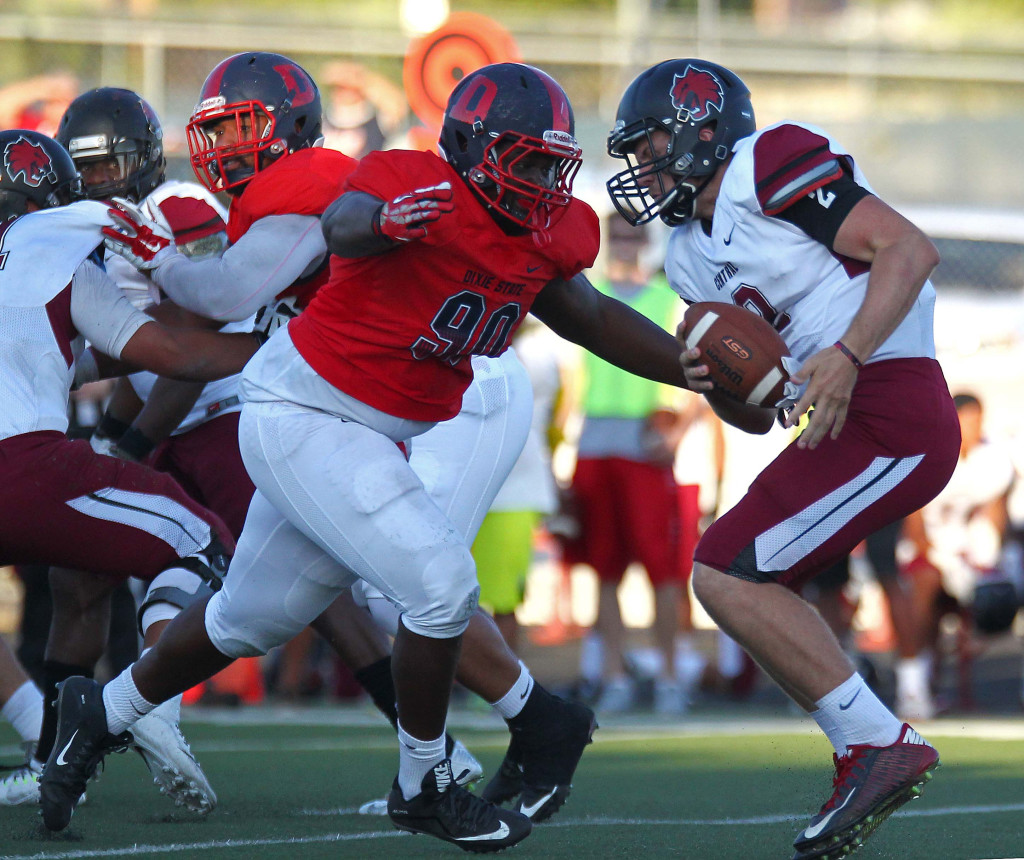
680,302 -> 791,407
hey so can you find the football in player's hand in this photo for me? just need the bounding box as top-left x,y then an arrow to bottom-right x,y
680,302 -> 791,407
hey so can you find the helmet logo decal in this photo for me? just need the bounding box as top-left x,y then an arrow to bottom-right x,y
274,63 -> 315,108
3,136 -> 56,188
448,77 -> 499,125
670,65 -> 724,123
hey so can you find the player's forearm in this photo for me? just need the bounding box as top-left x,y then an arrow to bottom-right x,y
533,274 -> 690,389
706,391 -> 775,435
839,235 -> 939,363
153,217 -> 326,321
131,377 -> 206,445
322,191 -> 396,257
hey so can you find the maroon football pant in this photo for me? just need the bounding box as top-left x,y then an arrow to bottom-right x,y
0,430 -> 233,581
697,358 -> 959,591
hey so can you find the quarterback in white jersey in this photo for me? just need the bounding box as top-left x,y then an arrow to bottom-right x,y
607,59 -> 960,860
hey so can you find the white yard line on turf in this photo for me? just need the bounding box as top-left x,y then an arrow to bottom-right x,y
8,803 -> 1024,860
5,714 -> 1024,760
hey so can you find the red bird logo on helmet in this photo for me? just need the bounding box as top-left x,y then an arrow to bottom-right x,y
670,66 -> 724,123
3,136 -> 56,188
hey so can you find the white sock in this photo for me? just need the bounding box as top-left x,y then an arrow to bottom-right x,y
102,666 -> 158,734
490,662 -> 533,720
579,632 -> 604,682
1,680 -> 43,745
813,673 -> 902,754
397,722 -> 447,800
895,656 -> 930,699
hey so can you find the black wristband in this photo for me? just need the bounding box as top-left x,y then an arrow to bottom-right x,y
94,411 -> 131,442
114,427 -> 156,462
371,204 -> 385,237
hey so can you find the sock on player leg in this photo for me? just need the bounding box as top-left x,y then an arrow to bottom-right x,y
813,672 -> 902,754
103,666 -> 158,734
354,656 -> 399,730
397,722 -> 447,800
489,661 -> 534,720
1,680 -> 43,748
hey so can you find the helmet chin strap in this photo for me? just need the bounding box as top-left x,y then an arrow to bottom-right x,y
664,170 -> 717,226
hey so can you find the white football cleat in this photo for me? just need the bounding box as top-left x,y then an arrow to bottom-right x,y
0,758 -> 42,806
130,696 -> 217,815
448,738 -> 484,787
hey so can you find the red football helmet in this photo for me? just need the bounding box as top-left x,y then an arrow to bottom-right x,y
187,52 -> 322,194
438,63 -> 581,234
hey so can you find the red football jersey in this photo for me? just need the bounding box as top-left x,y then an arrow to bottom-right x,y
227,147 -> 357,310
289,149 -> 599,422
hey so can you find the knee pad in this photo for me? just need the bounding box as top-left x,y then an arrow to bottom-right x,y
399,544 -> 480,639
203,589 -> 272,658
138,567 -> 215,636
137,540 -> 230,636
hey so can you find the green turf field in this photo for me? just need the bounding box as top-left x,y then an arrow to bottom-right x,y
1,712 -> 1021,859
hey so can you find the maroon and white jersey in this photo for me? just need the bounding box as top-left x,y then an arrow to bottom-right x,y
664,121 -> 937,366
0,201 -> 149,441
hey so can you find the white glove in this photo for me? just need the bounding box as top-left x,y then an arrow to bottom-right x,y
102,197 -> 175,271
373,182 -> 455,243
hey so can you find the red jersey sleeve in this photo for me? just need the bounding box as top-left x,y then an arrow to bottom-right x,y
546,199 -> 600,280
752,124 -> 846,216
228,148 -> 357,243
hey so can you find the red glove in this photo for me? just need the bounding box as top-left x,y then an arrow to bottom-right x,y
102,198 -> 174,270
373,182 -> 455,243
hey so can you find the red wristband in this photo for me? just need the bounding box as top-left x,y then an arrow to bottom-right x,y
833,340 -> 863,369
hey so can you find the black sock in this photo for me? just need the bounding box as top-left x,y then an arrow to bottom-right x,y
36,661 -> 93,763
506,681 -> 557,730
354,656 -> 398,730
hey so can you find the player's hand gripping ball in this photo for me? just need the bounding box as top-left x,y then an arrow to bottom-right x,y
680,302 -> 794,407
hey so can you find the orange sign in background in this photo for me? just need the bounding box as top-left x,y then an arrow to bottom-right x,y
403,12 -> 520,151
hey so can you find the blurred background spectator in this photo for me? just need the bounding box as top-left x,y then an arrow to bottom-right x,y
0,73 -> 78,136
563,216 -> 698,716
319,61 -> 408,158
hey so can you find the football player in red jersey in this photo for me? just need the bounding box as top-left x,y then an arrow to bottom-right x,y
47,62 -> 696,850
100,50 -> 571,820
607,58 -> 959,859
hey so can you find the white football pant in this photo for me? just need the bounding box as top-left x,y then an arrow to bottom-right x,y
206,350 -> 532,656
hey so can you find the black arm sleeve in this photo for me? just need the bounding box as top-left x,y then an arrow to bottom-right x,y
774,169 -> 873,250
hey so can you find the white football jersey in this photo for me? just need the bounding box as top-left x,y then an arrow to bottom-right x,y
0,201 -> 148,441
664,121 -> 936,368
117,180 -> 247,436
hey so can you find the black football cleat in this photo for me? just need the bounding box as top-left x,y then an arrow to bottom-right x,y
388,758 -> 531,853
39,677 -> 131,831
483,692 -> 597,822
